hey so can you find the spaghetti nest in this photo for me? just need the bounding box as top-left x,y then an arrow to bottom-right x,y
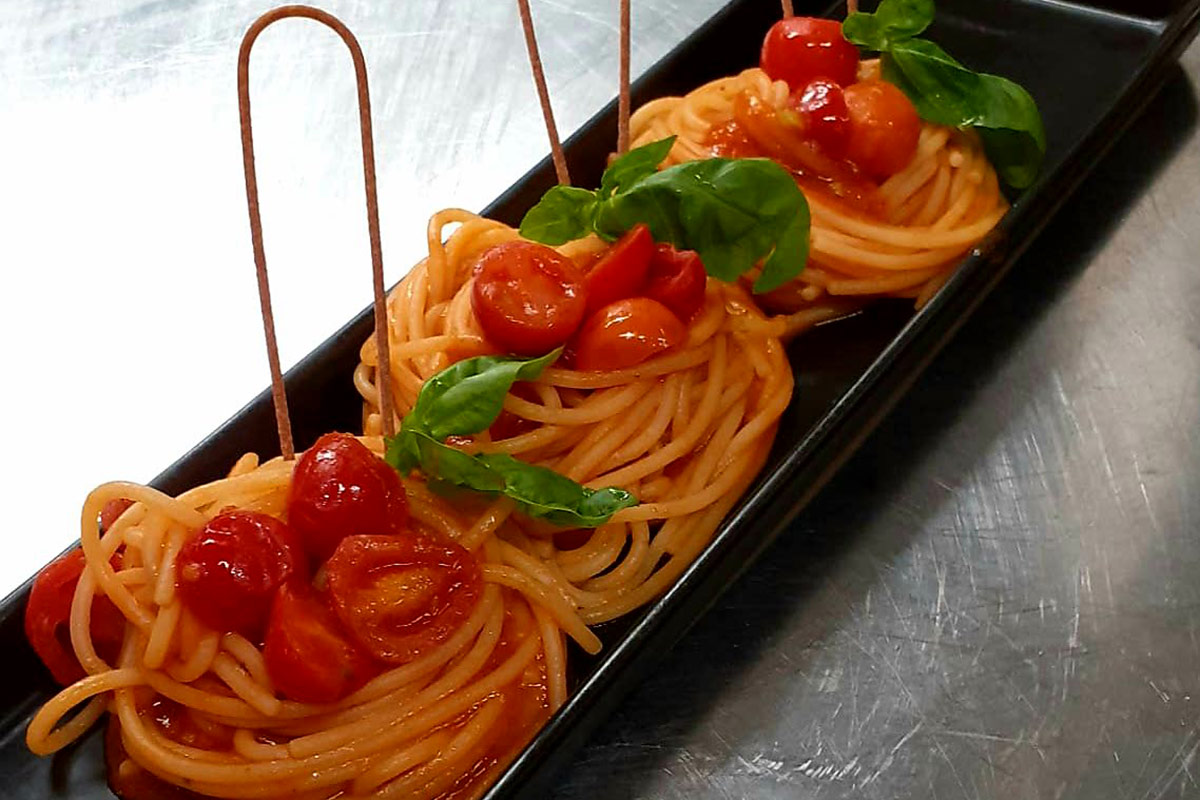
26,450 -> 571,800
356,209 -> 793,626
630,65 -> 1008,321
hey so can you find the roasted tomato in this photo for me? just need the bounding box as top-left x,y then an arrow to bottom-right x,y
844,79 -> 921,179
25,548 -> 126,685
472,241 -> 589,356
583,224 -> 654,315
645,245 -> 707,321
263,582 -> 379,703
760,17 -> 859,90
793,78 -> 851,158
572,297 -> 687,372
325,534 -> 482,665
287,432 -> 410,563
175,511 -> 305,639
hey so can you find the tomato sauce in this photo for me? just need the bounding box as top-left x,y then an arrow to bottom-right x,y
703,91 -> 888,222
435,596 -> 553,800
104,699 -> 233,800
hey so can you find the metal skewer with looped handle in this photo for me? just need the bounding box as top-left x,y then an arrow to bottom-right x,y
237,4 -> 396,460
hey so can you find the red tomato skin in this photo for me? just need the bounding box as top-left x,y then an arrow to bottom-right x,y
583,224 -> 654,316
645,245 -> 707,321
843,80 -> 921,179
472,241 -> 589,356
104,717 -> 208,800
793,79 -> 851,158
24,548 -> 126,685
287,433 -> 410,563
325,534 -> 482,665
761,17 -> 859,91
99,499 -> 133,533
263,582 -> 379,703
572,298 -> 688,372
176,511 -> 305,639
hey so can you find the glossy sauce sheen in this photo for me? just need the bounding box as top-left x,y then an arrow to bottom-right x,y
705,93 -> 887,220
437,601 -> 552,800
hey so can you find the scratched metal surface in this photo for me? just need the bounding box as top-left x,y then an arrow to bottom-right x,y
2,2 -> 1199,800
556,44 -> 1200,800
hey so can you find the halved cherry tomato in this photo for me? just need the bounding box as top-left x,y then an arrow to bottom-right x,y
24,548 -> 126,685
472,241 -> 588,356
583,224 -> 654,316
287,432 -> 410,563
263,582 -> 379,703
176,511 -> 305,639
645,245 -> 707,321
760,17 -> 859,91
793,78 -> 851,158
325,534 -> 482,665
572,298 -> 687,372
844,79 -> 921,179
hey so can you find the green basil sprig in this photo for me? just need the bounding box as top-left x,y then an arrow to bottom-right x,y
842,0 -> 933,51
519,137 -> 811,294
843,0 -> 1046,189
385,350 -> 637,528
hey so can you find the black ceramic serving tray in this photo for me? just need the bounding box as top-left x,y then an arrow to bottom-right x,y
3,0 -> 1198,796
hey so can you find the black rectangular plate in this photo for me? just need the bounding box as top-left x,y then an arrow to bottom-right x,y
3,0 -> 1197,797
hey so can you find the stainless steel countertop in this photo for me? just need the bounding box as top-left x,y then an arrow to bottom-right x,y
3,2 -> 1198,798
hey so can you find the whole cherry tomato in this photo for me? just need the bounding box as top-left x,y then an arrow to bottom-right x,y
844,79 -> 921,179
24,548 -> 126,685
287,432 -> 410,563
760,17 -> 859,91
645,245 -> 707,321
472,241 -> 589,356
583,224 -> 654,315
263,582 -> 379,703
325,534 -> 482,665
793,78 -> 851,158
572,297 -> 687,372
175,511 -> 305,639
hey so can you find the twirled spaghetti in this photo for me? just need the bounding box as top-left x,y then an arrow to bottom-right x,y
29,206 -> 794,799
630,63 -> 1009,323
356,208 -> 793,625
26,446 -> 579,800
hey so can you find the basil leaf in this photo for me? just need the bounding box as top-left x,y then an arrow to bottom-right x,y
476,453 -> 638,527
843,0 -> 934,51
407,349 -> 560,441
518,186 -> 599,246
594,157 -> 809,287
882,38 -> 1045,189
519,140 -> 811,293
599,136 -> 676,199
755,208 -> 810,294
390,430 -> 506,490
385,430 -> 637,528
384,428 -> 422,474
